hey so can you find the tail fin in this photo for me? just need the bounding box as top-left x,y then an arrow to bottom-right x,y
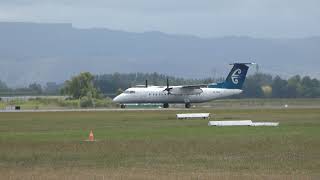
209,63 -> 253,89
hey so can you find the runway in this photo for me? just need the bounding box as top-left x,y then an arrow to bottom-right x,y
0,108 -> 186,113
0,105 -> 318,113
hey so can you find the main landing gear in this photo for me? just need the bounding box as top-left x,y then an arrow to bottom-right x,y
163,103 -> 191,108
120,104 -> 126,109
185,103 -> 191,108
163,103 -> 169,108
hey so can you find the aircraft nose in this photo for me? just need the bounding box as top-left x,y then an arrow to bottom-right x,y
113,94 -> 123,103
113,96 -> 119,103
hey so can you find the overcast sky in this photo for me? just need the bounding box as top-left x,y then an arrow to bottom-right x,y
0,0 -> 319,38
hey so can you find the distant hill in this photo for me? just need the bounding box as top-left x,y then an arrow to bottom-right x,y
0,22 -> 319,86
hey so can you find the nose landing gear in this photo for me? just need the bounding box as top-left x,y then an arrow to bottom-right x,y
185,103 -> 191,108
120,104 -> 126,109
163,103 -> 169,108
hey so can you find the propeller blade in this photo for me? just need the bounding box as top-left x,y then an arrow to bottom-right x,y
145,80 -> 148,88
163,77 -> 172,94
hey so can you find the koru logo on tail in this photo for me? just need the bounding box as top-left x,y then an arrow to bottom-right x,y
231,69 -> 241,84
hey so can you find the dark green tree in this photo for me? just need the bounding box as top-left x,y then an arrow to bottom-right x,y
272,76 -> 288,98
287,75 -> 301,97
62,72 -> 99,99
242,73 -> 273,98
300,76 -> 320,97
28,83 -> 42,94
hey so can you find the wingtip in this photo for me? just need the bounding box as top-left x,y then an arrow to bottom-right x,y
229,62 -> 257,65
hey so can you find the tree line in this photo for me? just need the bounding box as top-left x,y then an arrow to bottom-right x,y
0,72 -> 319,98
242,74 -> 320,98
0,81 -> 62,96
93,73 -> 320,98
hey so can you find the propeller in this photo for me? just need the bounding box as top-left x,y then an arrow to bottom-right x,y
145,80 -> 148,88
163,77 -> 172,94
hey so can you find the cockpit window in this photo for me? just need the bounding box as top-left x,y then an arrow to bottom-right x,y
124,90 -> 136,94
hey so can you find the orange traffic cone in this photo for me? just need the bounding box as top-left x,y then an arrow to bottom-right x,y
88,130 -> 95,141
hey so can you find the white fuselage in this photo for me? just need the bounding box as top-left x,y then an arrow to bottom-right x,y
113,86 -> 242,104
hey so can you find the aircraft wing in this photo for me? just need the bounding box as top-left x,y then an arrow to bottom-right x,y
180,84 -> 208,89
168,85 -> 207,95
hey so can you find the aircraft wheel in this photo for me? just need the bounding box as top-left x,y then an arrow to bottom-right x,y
120,104 -> 126,109
163,103 -> 169,108
185,103 -> 191,108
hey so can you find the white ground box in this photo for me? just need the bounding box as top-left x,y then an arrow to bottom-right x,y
208,120 -> 279,127
177,113 -> 210,119
250,122 -> 279,126
208,120 -> 252,126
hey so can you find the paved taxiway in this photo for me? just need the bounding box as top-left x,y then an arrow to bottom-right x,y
0,108 -> 186,113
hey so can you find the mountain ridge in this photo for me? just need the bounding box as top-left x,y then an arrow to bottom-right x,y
0,22 -> 319,87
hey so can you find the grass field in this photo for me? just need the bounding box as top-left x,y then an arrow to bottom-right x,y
0,108 -> 319,179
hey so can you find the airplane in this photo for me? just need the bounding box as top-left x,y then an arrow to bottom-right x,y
113,63 -> 255,108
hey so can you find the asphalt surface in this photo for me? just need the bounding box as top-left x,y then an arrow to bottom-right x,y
0,105 -> 319,113
0,108 -> 186,113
